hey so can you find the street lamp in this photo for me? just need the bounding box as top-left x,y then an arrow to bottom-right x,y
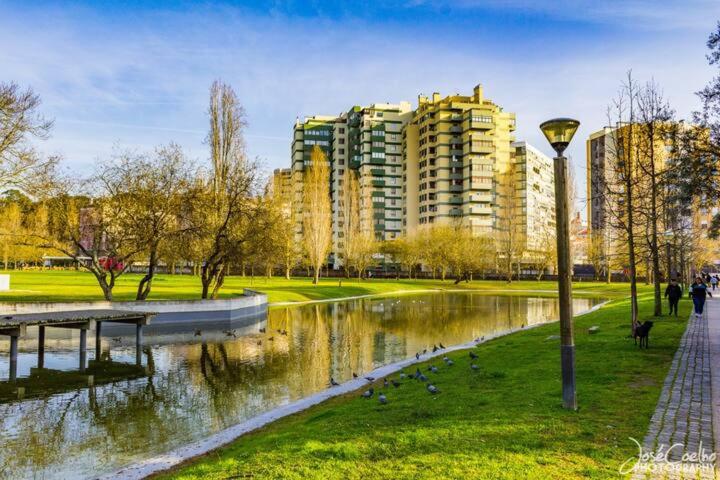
540,117 -> 580,410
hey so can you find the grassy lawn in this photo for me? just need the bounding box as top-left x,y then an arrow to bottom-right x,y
0,270 -> 631,304
156,287 -> 686,480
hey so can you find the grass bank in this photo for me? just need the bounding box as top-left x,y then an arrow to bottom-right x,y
0,270 -> 630,304
157,287 -> 687,479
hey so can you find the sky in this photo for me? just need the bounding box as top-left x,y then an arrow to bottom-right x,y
2,0 -> 719,210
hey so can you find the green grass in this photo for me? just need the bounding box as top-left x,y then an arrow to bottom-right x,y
0,270 -> 631,304
156,287 -> 687,480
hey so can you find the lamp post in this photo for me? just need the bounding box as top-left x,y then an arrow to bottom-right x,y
540,117 -> 580,410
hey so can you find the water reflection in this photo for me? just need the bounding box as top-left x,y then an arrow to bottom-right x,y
0,293 -> 602,479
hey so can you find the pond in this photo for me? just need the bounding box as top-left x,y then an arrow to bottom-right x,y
0,293 -> 605,479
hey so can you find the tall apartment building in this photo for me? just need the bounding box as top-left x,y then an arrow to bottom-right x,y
290,84 -> 559,270
290,104 -> 413,266
346,103 -> 413,241
272,168 -> 292,199
291,115 -> 337,242
511,141 -> 556,255
402,85 -> 516,236
586,126 -> 616,234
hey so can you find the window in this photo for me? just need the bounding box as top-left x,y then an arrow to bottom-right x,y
372,151 -> 385,159
472,115 -> 493,124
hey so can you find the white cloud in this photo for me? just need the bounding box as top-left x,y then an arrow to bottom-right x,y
0,1 -> 716,209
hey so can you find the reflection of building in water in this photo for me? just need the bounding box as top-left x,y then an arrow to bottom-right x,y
0,293 -> 602,479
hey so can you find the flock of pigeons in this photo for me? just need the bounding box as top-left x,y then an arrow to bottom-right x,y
329,336 -> 487,405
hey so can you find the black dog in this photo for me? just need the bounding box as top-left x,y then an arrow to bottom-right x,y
634,321 -> 654,349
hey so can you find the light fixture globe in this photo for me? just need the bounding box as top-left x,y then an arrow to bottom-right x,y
540,118 -> 580,156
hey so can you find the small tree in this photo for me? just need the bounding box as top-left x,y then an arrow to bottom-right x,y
36,179 -> 141,300
302,146 -> 332,285
495,159 -> 522,282
98,145 -> 196,300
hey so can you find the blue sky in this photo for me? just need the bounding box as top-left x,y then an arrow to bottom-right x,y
2,0 -> 718,208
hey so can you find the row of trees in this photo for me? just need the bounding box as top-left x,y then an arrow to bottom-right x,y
587,23 -> 720,331
1,79 -> 282,301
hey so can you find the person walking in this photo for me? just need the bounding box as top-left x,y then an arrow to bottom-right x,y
665,278 -> 682,317
690,276 -> 712,317
713,275 -> 719,291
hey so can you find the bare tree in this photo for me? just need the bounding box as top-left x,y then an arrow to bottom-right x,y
302,146 -> 332,284
0,82 -> 57,193
600,72 -> 642,331
495,159 -> 522,282
634,80 -> 675,315
208,80 -> 246,194
196,80 -> 266,298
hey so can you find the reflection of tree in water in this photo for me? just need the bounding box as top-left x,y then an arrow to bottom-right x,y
0,294 -> 601,479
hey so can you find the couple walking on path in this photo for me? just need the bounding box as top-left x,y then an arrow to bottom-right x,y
665,277 -> 714,317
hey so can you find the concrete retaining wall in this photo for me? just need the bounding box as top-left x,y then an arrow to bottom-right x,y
0,289 -> 268,324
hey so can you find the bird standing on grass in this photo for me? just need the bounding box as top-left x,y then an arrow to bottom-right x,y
427,384 -> 439,394
469,351 -> 478,360
471,364 -> 479,370
392,380 -> 400,388
361,388 -> 374,398
378,393 -> 387,404
383,378 -> 389,388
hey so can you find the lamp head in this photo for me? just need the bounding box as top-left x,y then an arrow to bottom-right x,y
540,118 -> 580,156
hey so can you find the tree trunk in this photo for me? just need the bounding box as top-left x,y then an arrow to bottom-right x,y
285,266 -> 291,280
313,267 -> 320,285
136,247 -> 158,301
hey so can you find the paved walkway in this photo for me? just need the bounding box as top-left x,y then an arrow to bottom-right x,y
632,301 -> 717,479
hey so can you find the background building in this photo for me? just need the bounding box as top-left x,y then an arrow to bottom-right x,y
291,84 -> 560,272
402,85 -> 516,236
511,141 -> 556,256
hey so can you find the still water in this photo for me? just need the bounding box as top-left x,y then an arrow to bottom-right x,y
0,293 -> 603,479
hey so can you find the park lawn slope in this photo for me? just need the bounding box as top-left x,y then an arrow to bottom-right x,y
158,289 -> 687,480
0,270 -> 630,304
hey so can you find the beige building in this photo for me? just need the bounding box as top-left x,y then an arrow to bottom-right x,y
402,85 -> 516,236
290,84 -> 559,271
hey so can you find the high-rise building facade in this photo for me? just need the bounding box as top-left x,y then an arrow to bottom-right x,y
511,141 -> 556,254
290,84 -> 556,270
402,85 -> 516,236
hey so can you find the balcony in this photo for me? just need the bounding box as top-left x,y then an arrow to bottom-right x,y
450,184 -> 463,192
373,201 -> 385,208
369,157 -> 385,165
449,197 -> 462,205
372,179 -> 385,187
350,160 -> 360,169
469,143 -> 494,154
371,168 -> 385,176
